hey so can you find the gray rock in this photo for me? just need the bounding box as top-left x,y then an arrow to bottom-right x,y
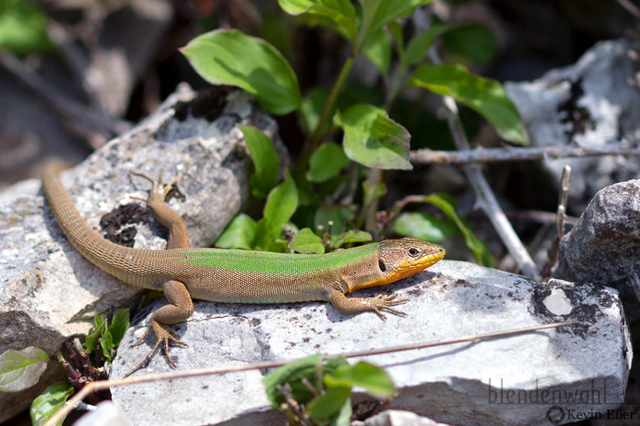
558,179 -> 640,321
505,39 -> 640,212
356,410 -> 452,426
74,402 -> 133,426
0,83 -> 285,423
111,260 -> 630,426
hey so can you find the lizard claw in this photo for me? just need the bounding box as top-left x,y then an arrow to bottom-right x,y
371,294 -> 408,320
130,170 -> 183,203
124,321 -> 187,378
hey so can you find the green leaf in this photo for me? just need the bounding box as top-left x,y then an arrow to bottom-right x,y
362,27 -> 391,76
0,347 -> 48,392
314,205 -> 353,236
402,24 -> 451,70
306,142 -> 351,183
331,230 -> 372,248
239,126 -> 280,198
443,23 -> 497,65
182,29 -> 301,115
289,228 -> 325,254
215,213 -> 258,250
101,331 -> 113,362
279,0 -> 358,41
423,194 -> 494,267
306,385 -> 352,423
359,0 -> 435,44
83,321 -> 106,354
410,65 -> 529,145
107,309 -> 130,348
255,170 -> 298,250
335,104 -> 412,170
0,0 -> 53,54
30,382 -> 74,426
331,362 -> 395,397
263,353 -> 323,409
392,212 -> 459,242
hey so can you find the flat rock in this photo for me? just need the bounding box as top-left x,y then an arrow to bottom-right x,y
109,260 -> 631,426
558,179 -> 640,321
505,39 -> 640,212
0,84 -> 285,422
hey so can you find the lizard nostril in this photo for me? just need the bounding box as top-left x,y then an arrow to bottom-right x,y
378,259 -> 387,272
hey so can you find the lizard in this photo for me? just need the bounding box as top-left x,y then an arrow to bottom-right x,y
41,165 -> 445,376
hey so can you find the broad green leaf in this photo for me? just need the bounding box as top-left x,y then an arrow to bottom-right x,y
255,171 -> 298,250
363,27 -> 391,76
239,126 -> 280,198
331,230 -> 372,248
443,23 -> 497,65
307,142 -> 351,183
306,385 -> 352,423
410,65 -> 529,145
314,205 -> 353,236
30,381 -> 73,426
331,362 -> 395,397
0,347 -> 48,392
83,321 -> 106,354
279,0 -> 357,41
289,228 -> 325,254
0,0 -> 53,54
107,309 -> 130,348
392,212 -> 459,242
359,0 -> 434,44
182,29 -> 301,115
423,194 -> 494,266
101,331 -> 114,361
335,104 -> 412,170
402,24 -> 451,70
263,353 -> 323,408
215,213 -> 258,250
93,314 -> 104,329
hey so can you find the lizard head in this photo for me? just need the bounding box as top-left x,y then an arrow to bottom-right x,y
375,237 -> 445,285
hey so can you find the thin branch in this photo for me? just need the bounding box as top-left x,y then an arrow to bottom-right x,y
542,166 -> 572,279
409,143 -> 640,165
437,94 -> 539,279
616,0 -> 640,19
44,321 -> 571,426
505,210 -> 579,225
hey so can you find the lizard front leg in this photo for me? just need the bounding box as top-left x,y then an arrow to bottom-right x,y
328,290 -> 407,320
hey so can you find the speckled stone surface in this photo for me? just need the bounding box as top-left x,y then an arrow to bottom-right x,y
110,260 -> 631,426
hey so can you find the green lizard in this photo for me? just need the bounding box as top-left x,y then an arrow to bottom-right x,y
42,165 -> 445,376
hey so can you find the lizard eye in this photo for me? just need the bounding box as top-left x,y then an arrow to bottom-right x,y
408,248 -> 419,257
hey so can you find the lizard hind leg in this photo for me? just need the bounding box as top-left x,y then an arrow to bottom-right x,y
124,279 -> 194,377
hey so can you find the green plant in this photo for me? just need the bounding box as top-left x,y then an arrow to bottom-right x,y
183,0 -> 522,263
263,354 -> 395,426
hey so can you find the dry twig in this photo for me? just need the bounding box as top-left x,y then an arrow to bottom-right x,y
542,166 -> 572,279
43,321 -> 571,426
409,143 -> 640,165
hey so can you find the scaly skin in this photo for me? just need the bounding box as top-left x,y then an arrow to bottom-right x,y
42,165 -> 445,376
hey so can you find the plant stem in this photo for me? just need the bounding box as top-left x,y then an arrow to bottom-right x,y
297,55 -> 355,172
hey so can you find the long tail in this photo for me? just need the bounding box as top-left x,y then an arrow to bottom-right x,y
41,165 -> 166,288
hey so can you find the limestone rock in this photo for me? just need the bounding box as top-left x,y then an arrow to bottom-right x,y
558,179 -> 640,321
0,84 -> 285,422
109,260 -> 630,426
505,39 -> 640,212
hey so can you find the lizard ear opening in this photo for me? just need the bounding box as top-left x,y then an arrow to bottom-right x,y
378,259 -> 387,272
